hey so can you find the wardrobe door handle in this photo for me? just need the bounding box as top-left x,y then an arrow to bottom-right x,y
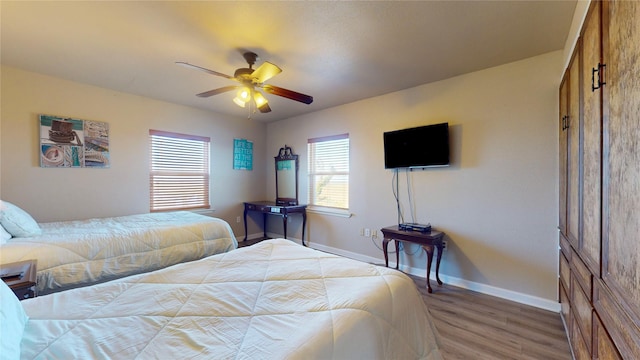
562,115 -> 569,131
592,63 -> 607,92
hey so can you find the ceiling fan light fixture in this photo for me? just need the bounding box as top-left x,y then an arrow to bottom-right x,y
254,91 -> 268,108
233,96 -> 246,108
233,88 -> 251,108
178,51 -> 313,116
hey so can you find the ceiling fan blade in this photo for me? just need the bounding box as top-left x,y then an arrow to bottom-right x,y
262,84 -> 313,104
258,103 -> 272,113
196,85 -> 240,98
251,62 -> 282,83
176,61 -> 234,80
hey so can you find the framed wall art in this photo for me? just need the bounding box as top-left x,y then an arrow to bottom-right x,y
233,138 -> 253,170
39,114 -> 110,168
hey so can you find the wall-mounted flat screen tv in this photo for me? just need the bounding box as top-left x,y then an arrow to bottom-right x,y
383,122 -> 450,169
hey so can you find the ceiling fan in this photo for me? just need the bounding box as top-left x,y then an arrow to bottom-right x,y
176,52 -> 313,114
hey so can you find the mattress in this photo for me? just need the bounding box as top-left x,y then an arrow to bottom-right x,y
0,211 -> 237,295
20,239 -> 442,359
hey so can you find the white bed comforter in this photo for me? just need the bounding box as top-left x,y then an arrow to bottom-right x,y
0,211 -> 237,295
20,239 -> 442,360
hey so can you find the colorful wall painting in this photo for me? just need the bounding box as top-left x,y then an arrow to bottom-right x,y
39,115 -> 110,168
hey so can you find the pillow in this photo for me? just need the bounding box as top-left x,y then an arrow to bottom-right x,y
0,280 -> 28,359
0,224 -> 12,244
0,201 -> 41,238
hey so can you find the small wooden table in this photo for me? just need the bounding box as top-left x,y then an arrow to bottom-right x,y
243,201 -> 307,246
0,259 -> 37,300
381,225 -> 444,293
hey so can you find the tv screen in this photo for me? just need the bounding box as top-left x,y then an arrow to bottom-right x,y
383,123 -> 450,169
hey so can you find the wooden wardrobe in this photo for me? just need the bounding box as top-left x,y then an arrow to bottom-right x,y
558,0 -> 640,358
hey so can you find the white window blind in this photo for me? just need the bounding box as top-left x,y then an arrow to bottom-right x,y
149,130 -> 210,212
308,134 -> 349,210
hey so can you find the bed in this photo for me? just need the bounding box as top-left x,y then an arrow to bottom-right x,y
0,202 -> 237,295
10,239 -> 442,359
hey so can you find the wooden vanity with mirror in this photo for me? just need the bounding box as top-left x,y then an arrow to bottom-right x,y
243,145 -> 307,245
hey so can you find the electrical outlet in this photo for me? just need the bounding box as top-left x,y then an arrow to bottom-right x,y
359,228 -> 365,236
371,230 -> 377,239
442,240 -> 448,251
236,216 -> 241,223
364,228 -> 371,237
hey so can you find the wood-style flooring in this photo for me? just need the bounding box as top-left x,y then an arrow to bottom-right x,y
238,238 -> 265,247
410,275 -> 572,360
239,239 -> 572,359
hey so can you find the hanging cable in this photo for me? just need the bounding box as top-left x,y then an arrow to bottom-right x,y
393,168 -> 404,225
400,241 -> 422,255
370,236 -> 396,254
406,170 -> 416,223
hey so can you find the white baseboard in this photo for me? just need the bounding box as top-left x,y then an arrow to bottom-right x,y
238,235 -> 560,312
307,241 -> 561,313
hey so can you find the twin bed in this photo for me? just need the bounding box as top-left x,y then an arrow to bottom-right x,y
1,203 -> 442,359
0,210 -> 237,295
13,239 -> 442,359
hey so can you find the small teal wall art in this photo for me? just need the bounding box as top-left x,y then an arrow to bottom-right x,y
233,138 -> 253,170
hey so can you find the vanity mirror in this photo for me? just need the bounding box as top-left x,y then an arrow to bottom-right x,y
275,145 -> 299,206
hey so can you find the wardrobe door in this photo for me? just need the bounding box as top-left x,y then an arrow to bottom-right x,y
558,72 -> 568,235
565,41 -> 581,249
579,0 -> 602,275
598,0 -> 640,357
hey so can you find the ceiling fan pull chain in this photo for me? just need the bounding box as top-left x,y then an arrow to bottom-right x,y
247,97 -> 255,120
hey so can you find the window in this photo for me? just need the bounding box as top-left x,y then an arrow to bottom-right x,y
308,134 -> 349,210
149,130 -> 210,212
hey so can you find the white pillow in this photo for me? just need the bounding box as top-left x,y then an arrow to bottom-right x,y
0,224 -> 12,244
0,201 -> 42,238
0,280 -> 28,359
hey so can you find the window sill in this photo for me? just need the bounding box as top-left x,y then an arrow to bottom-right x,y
307,206 -> 352,218
191,208 -> 216,216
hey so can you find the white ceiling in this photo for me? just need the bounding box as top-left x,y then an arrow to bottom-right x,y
1,1 -> 576,122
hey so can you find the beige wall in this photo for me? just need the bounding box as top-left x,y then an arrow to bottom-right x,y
0,66 -> 267,237
267,50 -> 563,310
1,25 -> 583,311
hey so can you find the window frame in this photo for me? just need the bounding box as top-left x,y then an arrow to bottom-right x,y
149,129 -> 211,212
307,133 -> 350,215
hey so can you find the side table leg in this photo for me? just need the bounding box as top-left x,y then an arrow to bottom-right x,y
435,244 -> 444,286
262,213 -> 267,238
383,238 -> 390,267
301,211 -> 307,246
424,245 -> 434,293
283,214 -> 288,239
394,240 -> 400,270
243,207 -> 248,241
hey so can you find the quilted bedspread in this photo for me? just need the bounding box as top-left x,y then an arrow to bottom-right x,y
19,239 -> 442,359
0,211 -> 237,295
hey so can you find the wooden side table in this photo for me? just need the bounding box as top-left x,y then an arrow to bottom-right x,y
380,225 -> 444,293
0,259 -> 37,300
